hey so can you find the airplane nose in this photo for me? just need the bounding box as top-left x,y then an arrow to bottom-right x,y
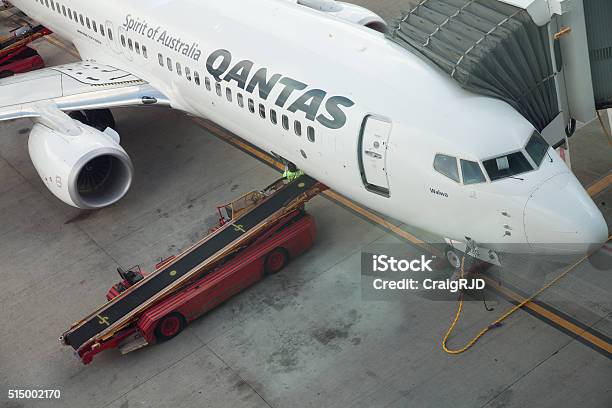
523,173 -> 608,253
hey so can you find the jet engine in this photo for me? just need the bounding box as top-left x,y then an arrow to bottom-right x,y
28,122 -> 133,209
296,0 -> 388,33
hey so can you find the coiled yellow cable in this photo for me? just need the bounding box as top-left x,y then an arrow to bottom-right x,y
442,239 -> 610,354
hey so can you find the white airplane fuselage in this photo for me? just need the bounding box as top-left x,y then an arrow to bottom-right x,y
10,0 -> 609,253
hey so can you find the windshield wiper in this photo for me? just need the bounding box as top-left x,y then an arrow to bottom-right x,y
506,175 -> 525,181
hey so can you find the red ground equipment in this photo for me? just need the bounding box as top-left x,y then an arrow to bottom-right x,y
0,24 -> 49,77
61,177 -> 324,364
0,45 -> 44,77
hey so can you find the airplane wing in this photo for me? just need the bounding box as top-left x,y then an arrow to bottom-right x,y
0,60 -> 170,121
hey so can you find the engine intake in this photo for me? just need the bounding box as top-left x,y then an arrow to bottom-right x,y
28,122 -> 133,209
296,0 -> 387,33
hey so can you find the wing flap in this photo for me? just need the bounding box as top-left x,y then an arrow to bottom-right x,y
0,70 -> 63,106
0,60 -> 170,121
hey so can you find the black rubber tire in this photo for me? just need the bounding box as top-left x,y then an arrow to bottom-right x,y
69,110 -> 88,124
445,246 -> 463,270
0,70 -> 14,78
264,248 -> 289,275
154,312 -> 186,342
85,109 -> 116,131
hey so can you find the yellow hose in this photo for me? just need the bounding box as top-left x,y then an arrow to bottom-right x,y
442,241 -> 608,354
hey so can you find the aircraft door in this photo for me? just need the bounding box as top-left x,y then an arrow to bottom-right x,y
359,115 -> 392,196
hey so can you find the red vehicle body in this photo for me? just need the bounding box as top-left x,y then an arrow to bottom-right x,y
78,209 -> 316,364
0,46 -> 44,78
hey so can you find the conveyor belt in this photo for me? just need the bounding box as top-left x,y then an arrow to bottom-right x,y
0,25 -> 48,58
63,176 -> 319,350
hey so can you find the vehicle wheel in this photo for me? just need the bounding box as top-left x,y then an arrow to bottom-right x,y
154,312 -> 186,342
445,246 -> 463,270
265,248 -> 289,275
69,110 -> 88,124
85,109 -> 116,131
0,70 -> 14,78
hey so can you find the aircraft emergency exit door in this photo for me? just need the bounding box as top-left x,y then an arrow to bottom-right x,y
359,115 -> 392,196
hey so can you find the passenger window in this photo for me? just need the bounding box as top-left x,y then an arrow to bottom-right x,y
248,99 -> 255,113
100,25 -> 105,36
294,121 -> 302,136
237,93 -> 244,108
194,71 -> 200,85
176,62 -> 182,76
92,21 -> 97,33
142,45 -> 147,58
68,8 -> 72,19
86,17 -> 91,29
205,77 -> 211,91
185,67 -> 191,81
460,160 -> 486,185
307,126 -> 315,143
158,53 -> 164,66
135,42 -> 140,54
79,14 -> 84,26
121,34 -> 126,47
108,28 -> 113,40
259,104 -> 266,119
226,88 -> 232,102
62,5 -> 66,15
215,82 -> 222,96
166,57 -> 172,71
50,0 -> 54,10
434,154 -> 460,182
282,115 -> 289,130
128,38 -> 133,51
270,109 -> 277,125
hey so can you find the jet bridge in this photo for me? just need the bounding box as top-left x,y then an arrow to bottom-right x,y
61,176 -> 323,352
387,0 -> 610,147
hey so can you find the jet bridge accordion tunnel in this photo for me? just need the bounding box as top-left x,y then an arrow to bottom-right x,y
387,0 -> 559,133
584,0 -> 612,110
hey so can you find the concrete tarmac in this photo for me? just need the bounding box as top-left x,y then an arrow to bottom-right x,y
1,3 -> 611,408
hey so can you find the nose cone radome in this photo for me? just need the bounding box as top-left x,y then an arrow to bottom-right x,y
524,173 -> 608,253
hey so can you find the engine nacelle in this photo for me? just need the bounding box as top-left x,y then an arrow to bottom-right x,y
28,122 -> 133,209
296,0 -> 388,33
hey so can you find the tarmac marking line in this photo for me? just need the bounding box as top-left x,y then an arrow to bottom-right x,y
483,277 -> 612,358
40,35 -> 612,357
586,172 -> 612,197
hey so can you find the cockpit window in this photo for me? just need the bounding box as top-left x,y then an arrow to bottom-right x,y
460,159 -> 486,184
483,152 -> 533,181
525,131 -> 549,166
434,154 -> 459,182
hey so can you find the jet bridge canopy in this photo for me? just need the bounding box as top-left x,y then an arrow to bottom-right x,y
387,0 -> 558,132
584,0 -> 612,110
